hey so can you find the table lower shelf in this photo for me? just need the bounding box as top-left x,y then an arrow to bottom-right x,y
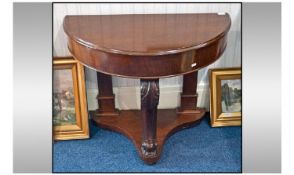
92,108 -> 206,164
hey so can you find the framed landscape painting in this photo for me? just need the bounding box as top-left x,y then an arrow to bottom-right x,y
209,67 -> 241,127
53,57 -> 89,140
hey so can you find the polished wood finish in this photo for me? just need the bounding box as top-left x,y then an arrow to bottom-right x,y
177,72 -> 201,114
64,13 -> 230,79
96,72 -> 118,116
92,109 -> 205,164
140,79 -> 160,159
63,14 -> 231,164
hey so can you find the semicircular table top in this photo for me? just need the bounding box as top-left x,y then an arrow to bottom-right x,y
63,13 -> 231,78
62,13 -> 232,164
64,13 -> 231,56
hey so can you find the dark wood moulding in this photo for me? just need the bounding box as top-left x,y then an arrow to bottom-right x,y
64,13 -> 230,79
63,13 -> 231,164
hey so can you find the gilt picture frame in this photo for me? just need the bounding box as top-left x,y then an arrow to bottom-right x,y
209,67 -> 242,127
53,57 -> 89,140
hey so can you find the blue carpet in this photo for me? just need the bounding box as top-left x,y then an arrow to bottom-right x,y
53,113 -> 241,172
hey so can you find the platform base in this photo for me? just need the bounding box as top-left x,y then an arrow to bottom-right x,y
92,108 -> 206,164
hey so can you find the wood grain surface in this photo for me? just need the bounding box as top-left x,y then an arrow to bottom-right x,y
64,13 -> 231,78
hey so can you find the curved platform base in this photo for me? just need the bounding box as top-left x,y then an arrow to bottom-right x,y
92,108 -> 206,164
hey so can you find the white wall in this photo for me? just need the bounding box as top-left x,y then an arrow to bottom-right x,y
53,3 -> 241,111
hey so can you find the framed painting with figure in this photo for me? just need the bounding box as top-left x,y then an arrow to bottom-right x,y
209,68 -> 241,127
53,57 -> 89,140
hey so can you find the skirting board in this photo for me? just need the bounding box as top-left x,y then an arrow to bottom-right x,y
86,84 -> 210,111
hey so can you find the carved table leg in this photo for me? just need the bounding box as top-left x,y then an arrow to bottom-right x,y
96,72 -> 118,116
178,71 -> 201,114
92,74 -> 205,165
140,79 -> 159,162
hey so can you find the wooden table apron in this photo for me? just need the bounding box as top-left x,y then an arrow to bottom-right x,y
63,13 -> 231,164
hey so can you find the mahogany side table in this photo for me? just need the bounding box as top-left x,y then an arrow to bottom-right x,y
63,13 -> 231,164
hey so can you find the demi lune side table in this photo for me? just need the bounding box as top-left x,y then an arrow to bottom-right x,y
63,13 -> 231,164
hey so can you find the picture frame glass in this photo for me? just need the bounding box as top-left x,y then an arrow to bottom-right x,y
53,68 -> 77,126
221,79 -> 241,114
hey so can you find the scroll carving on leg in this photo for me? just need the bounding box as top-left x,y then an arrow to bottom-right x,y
140,79 -> 159,160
